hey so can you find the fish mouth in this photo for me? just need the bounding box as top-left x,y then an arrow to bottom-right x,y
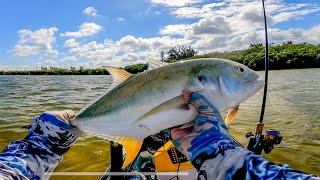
244,74 -> 260,85
248,74 -> 264,94
238,73 -> 264,103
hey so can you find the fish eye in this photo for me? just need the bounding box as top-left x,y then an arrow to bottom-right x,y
198,75 -> 203,82
237,66 -> 246,74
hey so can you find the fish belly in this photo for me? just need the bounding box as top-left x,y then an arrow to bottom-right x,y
76,100 -> 198,140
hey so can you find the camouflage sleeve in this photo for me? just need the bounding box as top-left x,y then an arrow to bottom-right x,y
0,113 -> 80,180
173,92 -> 319,180
199,147 -> 319,180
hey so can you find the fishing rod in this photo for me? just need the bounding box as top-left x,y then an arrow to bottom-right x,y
260,0 -> 269,124
246,0 -> 282,155
105,2 -> 282,179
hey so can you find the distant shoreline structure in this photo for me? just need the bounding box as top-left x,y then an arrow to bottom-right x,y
0,68 -> 110,75
0,63 -> 319,75
1,42 -> 319,75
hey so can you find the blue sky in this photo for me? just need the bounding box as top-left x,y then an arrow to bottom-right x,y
1,0 -> 319,70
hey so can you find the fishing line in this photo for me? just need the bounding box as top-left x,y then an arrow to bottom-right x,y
247,49 -> 264,67
259,0 -> 269,123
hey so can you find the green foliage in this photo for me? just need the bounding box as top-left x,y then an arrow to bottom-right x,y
165,46 -> 198,61
163,42 -> 320,71
237,42 -> 320,70
0,68 -> 109,75
124,63 -> 148,74
191,50 -> 245,61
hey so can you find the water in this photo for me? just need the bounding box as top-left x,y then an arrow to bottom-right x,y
0,69 -> 319,179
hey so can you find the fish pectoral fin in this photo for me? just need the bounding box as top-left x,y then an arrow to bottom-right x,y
117,137 -> 143,168
102,66 -> 133,89
131,96 -> 188,126
179,121 -> 195,129
225,105 -> 239,126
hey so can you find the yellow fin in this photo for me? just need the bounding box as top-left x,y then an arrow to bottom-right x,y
117,137 -> 143,168
225,105 -> 239,126
102,66 -> 133,89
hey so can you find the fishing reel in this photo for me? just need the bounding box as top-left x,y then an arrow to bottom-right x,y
246,123 -> 282,155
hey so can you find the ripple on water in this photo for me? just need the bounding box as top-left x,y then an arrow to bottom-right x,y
0,71 -> 319,176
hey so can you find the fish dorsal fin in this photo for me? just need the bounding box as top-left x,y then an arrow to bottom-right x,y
225,105 -> 239,126
148,59 -> 168,70
103,66 -> 133,88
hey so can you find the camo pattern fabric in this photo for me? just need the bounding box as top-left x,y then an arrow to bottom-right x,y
172,93 -> 236,162
173,93 -> 319,180
0,113 -> 80,180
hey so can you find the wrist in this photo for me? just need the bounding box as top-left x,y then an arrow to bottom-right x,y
190,141 -> 238,169
26,113 -> 80,155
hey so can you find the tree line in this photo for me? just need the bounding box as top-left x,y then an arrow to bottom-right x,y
1,42 -> 319,75
236,42 -> 320,70
124,42 -> 320,73
0,68 -> 109,75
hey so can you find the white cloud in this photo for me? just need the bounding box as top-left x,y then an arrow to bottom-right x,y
150,0 -> 203,7
42,59 -> 58,65
0,64 -> 37,71
272,8 -> 320,24
160,16 -> 232,38
156,0 -> 320,52
191,16 -> 232,36
60,22 -> 103,38
83,7 -> 97,17
160,24 -> 191,36
9,0 -> 320,70
116,17 -> 125,22
228,26 -> 320,50
229,32 -> 263,50
11,27 -> 58,58
62,22 -> 320,67
64,38 -> 79,48
60,56 -> 78,62
170,0 -> 320,30
193,35 -> 230,53
11,45 -> 42,56
238,5 -> 274,26
64,35 -> 192,66
69,41 -> 104,54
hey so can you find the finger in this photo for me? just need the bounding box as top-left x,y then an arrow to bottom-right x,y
171,126 -> 193,140
59,110 -> 75,122
182,89 -> 192,103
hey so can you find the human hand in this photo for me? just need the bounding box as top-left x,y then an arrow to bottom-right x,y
26,110 -> 79,155
170,89 -> 235,164
44,110 -> 75,125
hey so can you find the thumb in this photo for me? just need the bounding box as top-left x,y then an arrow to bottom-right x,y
45,110 -> 75,124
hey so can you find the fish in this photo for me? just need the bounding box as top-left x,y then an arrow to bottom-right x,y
74,58 -> 264,168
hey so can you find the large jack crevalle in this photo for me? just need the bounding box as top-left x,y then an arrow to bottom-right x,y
75,58 -> 264,167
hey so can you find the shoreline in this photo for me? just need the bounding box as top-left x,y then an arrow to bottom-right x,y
1,67 -> 319,75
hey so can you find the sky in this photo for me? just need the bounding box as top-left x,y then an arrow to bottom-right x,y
0,0 -> 320,70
